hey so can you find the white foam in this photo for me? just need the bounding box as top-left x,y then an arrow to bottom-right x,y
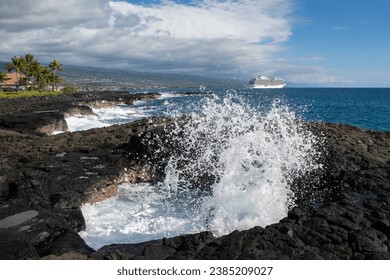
66,114 -> 107,132
80,93 -> 322,248
66,105 -> 147,132
80,183 -> 205,250
51,130 -> 64,135
159,92 -> 183,99
164,94 -> 321,236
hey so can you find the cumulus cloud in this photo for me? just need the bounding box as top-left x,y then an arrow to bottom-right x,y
0,0 -> 111,31
0,0 -> 326,82
109,0 -> 292,42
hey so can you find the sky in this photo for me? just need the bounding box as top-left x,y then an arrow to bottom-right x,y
0,0 -> 389,87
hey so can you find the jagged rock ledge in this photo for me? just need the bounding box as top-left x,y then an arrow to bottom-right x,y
0,115 -> 174,259
0,91 -> 160,135
0,92 -> 389,259
88,123 -> 390,260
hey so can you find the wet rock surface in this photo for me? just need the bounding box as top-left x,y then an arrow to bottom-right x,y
0,92 -> 389,260
0,115 -> 173,259
0,91 -> 160,135
90,124 -> 390,260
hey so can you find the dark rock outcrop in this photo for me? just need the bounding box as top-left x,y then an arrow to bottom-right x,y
0,115 -> 174,259
0,91 -> 160,135
90,124 -> 390,260
0,91 -> 389,260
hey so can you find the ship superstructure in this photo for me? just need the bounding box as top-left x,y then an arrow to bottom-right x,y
249,75 -> 286,88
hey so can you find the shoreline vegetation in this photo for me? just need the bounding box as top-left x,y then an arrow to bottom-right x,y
0,85 -> 77,99
0,54 -> 77,98
0,90 -> 64,99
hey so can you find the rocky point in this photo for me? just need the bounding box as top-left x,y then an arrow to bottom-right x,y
0,91 -> 389,260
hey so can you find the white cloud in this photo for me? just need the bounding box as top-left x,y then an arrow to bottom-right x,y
0,0 -> 111,31
109,0 -> 292,43
0,0 -> 332,82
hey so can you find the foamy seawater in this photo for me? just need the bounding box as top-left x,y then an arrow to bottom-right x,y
80,183 -> 206,250
64,92 -> 196,133
80,93 -> 322,249
63,98 -> 168,133
65,104 -> 147,132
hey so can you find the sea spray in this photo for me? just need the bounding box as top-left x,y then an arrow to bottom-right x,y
162,93 -> 322,236
80,92 -> 322,248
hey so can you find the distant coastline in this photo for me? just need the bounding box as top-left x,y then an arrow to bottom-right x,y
0,62 -> 245,91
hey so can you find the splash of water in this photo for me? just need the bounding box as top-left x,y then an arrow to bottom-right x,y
80,92 -> 322,248
162,92 -> 321,236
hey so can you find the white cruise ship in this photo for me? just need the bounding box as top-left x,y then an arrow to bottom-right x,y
249,75 -> 286,89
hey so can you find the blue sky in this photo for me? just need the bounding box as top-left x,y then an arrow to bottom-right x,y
281,0 -> 390,86
0,0 -> 389,86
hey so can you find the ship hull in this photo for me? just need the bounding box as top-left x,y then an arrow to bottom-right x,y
252,83 -> 286,89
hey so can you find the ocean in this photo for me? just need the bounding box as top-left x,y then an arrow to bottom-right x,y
145,87 -> 390,131
73,86 -> 389,249
67,87 -> 390,132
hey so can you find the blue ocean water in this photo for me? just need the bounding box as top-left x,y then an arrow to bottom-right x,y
131,87 -> 390,131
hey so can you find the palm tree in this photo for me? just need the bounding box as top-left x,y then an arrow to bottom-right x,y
5,56 -> 23,91
49,59 -> 63,91
0,72 -> 8,83
21,53 -> 36,70
0,72 -> 10,89
35,65 -> 52,90
5,54 -> 65,91
49,72 -> 64,91
21,54 -> 40,89
49,59 -> 62,73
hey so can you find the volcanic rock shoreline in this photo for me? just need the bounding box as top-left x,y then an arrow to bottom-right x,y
0,91 -> 389,260
0,91 -> 161,135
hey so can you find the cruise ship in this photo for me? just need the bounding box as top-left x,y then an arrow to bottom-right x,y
249,75 -> 286,89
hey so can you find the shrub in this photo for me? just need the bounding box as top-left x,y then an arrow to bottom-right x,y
62,85 -> 78,94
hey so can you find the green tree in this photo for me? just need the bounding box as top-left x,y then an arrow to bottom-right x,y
48,59 -> 63,90
62,84 -> 77,94
5,56 -> 24,91
35,65 -> 51,90
49,72 -> 64,91
0,72 -> 10,90
5,54 -> 64,92
21,54 -> 40,89
49,59 -> 62,73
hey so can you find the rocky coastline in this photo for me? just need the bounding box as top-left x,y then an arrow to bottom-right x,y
0,91 -> 389,260
0,91 -> 160,135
